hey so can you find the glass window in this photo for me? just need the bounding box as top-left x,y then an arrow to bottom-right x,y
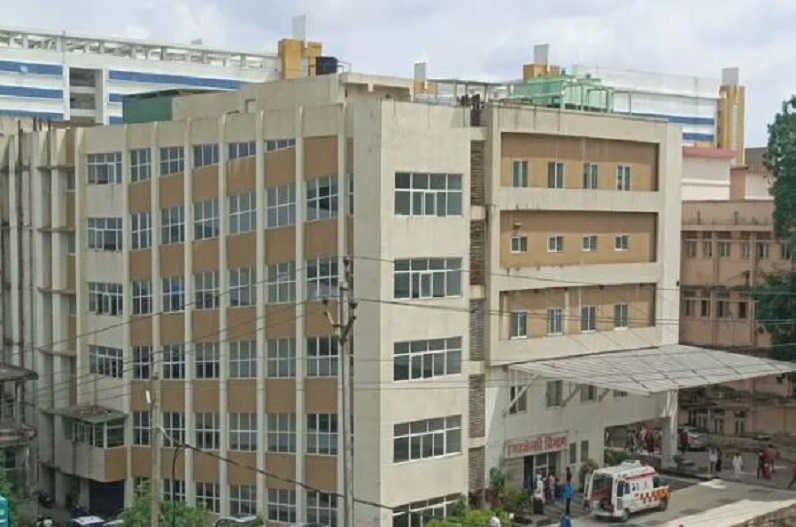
194,198 -> 219,240
267,261 -> 296,304
87,217 -> 122,251
510,236 -> 528,253
307,257 -> 338,301
614,304 -> 629,329
394,172 -> 463,216
88,345 -> 123,378
393,337 -> 462,382
581,305 -> 597,332
265,138 -> 296,152
132,346 -> 151,380
133,411 -> 150,446
267,338 -> 296,378
228,141 -> 256,160
130,148 -> 151,182
267,488 -> 297,524
162,345 -> 186,380
509,312 -> 527,339
547,162 -> 564,189
511,161 -> 528,188
547,308 -> 563,336
393,415 -> 461,463
230,267 -> 256,307
162,276 -> 185,313
160,146 -> 185,176
547,235 -> 563,252
509,385 -> 527,414
266,414 -> 296,453
161,205 -> 185,245
87,152 -> 122,184
307,175 -> 339,222
546,381 -> 563,407
583,162 -> 599,189
132,280 -> 151,315
307,491 -> 338,527
582,235 -> 597,252
194,271 -> 220,310
229,192 -> 256,234
131,212 -> 151,250
616,165 -> 631,191
266,183 -> 296,228
307,336 -> 338,378
162,411 -> 185,447
393,258 -> 462,300
88,282 -> 123,316
195,342 -> 220,379
230,340 -> 257,379
615,235 -> 629,251
307,413 -> 338,456
195,481 -> 220,513
230,484 -> 257,518
193,144 -> 220,168
195,412 -> 220,450
229,413 -> 257,452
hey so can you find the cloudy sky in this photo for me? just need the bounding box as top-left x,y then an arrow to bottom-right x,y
5,0 -> 794,146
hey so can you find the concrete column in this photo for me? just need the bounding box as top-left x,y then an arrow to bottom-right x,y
660,390 -> 679,468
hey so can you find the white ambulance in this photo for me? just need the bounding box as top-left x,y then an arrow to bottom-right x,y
584,460 -> 671,522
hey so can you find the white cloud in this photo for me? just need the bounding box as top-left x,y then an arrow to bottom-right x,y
2,0 -> 794,144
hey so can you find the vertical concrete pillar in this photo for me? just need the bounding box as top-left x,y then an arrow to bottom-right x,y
660,390 -> 679,469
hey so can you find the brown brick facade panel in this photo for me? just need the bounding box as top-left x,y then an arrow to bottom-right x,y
469,300 -> 485,361
470,141 -> 486,206
468,446 -> 486,491
470,220 -> 486,285
469,374 -> 485,439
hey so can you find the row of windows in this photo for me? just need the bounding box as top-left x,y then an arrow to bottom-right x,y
64,418 -> 125,448
129,336 -> 338,381
137,477 -> 335,525
511,160 -> 633,191
394,172 -> 463,217
509,304 -> 631,338
540,380 -> 627,409
683,298 -> 749,319
393,415 -> 462,463
89,141 -> 298,184
511,233 -> 631,254
141,411 -> 337,455
685,239 -> 791,261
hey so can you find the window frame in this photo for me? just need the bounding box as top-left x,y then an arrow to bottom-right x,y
510,235 -> 528,254
193,144 -> 220,168
160,146 -> 185,176
582,162 -> 599,189
306,336 -> 338,378
394,172 -> 464,217
195,412 -> 220,450
393,336 -> 462,382
266,183 -> 296,228
162,276 -> 185,313
195,342 -> 220,380
614,304 -> 629,329
130,148 -> 151,183
580,305 -> 597,333
509,311 -> 528,339
307,175 -> 339,222
547,235 -> 564,253
229,191 -> 256,235
87,217 -> 122,251
87,152 -> 123,184
393,415 -> 462,464
616,165 -> 631,191
131,211 -> 151,250
266,413 -> 297,454
511,160 -> 528,188
393,258 -> 462,300
307,256 -> 339,301
161,205 -> 185,246
307,413 -> 338,456
267,261 -> 297,304
266,338 -> 297,379
230,340 -> 257,379
614,234 -> 629,252
229,267 -> 256,307
193,198 -> 220,241
229,413 -> 257,452
582,235 -> 597,252
547,161 -> 564,189
546,308 -> 563,336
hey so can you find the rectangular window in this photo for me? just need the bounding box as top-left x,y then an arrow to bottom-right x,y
738,301 -> 748,319
267,338 -> 296,378
265,138 -> 296,152
717,300 -> 731,318
546,380 -> 563,408
89,345 -> 123,378
229,413 -> 257,451
683,297 -> 695,317
307,413 -> 338,456
307,175 -> 339,222
394,172 -> 463,216
195,482 -> 220,513
512,160 -> 528,188
393,415 -> 462,463
162,412 -> 185,447
510,311 -> 527,339
229,192 -> 256,235
307,256 -> 339,301
193,144 -> 219,168
581,305 -> 597,332
195,342 -> 220,379
392,495 -> 460,527
703,241 -> 713,258
229,267 -> 256,307
66,169 -> 75,191
741,242 -> 751,259
782,243 -> 792,261
194,271 -> 220,310
684,240 -> 697,258
718,241 -> 731,258
756,242 -> 770,260
132,346 -> 151,380
307,336 -> 338,378
161,205 -> 185,245
267,261 -> 296,304
547,308 -> 563,336
88,282 -> 123,316
614,390 -> 628,398
510,235 -> 528,253
616,165 -> 631,191
194,199 -> 219,240
266,184 -> 296,228
393,337 -> 463,381
230,340 -> 257,379
580,384 -> 597,403
393,258 -> 462,300
347,172 -> 354,217
267,489 -> 297,524
547,235 -> 564,253
615,235 -> 629,251
228,141 -> 256,160
130,148 -> 151,183
67,233 -> 76,255
582,235 -> 597,252
133,411 -> 150,446
509,385 -> 527,414
131,212 -> 151,250
230,485 -> 257,518
87,152 -> 122,184
163,479 -> 186,502
195,412 -> 220,450
614,304 -> 629,329
162,276 -> 185,312
547,161 -> 564,189
582,163 -> 599,189
267,414 -> 296,453
68,295 -> 77,316
307,491 -> 338,527
160,146 -> 185,176
87,217 -> 122,251
132,280 -> 151,315
581,440 -> 590,462
162,344 -> 186,380
700,299 -> 711,317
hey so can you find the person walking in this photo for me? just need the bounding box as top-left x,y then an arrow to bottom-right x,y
562,480 -> 574,516
559,514 -> 573,527
679,428 -> 689,455
732,452 -> 743,481
758,451 -> 765,479
534,473 -> 545,514
709,447 -> 718,474
716,447 -> 724,473
547,472 -> 557,504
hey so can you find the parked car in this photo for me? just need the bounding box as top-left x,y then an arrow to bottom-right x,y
678,425 -> 711,450
69,517 -> 106,527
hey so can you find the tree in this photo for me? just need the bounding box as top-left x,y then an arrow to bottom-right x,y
0,451 -> 20,526
755,96 -> 796,362
119,486 -> 207,527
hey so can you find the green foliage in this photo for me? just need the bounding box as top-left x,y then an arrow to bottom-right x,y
425,508 -> 510,527
119,485 -> 208,527
0,451 -> 19,527
578,458 -> 600,488
503,487 -> 529,513
488,467 -> 509,495
756,97 -> 796,364
604,449 -> 629,466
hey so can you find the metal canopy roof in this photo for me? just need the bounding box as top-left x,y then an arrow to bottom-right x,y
510,344 -> 796,395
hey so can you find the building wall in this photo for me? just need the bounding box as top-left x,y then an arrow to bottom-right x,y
682,154 -> 732,201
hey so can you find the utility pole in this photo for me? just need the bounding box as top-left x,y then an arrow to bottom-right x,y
148,372 -> 161,526
325,257 -> 356,527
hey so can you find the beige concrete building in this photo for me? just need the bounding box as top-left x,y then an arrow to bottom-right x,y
3,71 -> 793,526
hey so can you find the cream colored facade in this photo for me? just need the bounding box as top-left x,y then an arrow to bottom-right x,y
0,72 -> 685,525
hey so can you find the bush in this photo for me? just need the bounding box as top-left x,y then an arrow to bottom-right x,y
605,449 -> 629,466
426,508 -> 511,527
503,488 -> 529,513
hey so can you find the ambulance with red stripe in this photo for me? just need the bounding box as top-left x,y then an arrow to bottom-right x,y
584,460 -> 671,522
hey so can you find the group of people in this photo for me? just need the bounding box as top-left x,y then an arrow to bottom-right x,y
528,467 -> 576,517
625,424 -> 661,454
707,445 -> 779,482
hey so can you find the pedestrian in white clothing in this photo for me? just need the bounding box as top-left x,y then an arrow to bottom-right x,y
733,452 -> 744,480
709,448 -> 718,474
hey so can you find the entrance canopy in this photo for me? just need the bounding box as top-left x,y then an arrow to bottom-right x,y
510,344 -> 796,395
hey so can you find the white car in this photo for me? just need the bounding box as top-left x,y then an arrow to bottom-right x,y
69,517 -> 105,527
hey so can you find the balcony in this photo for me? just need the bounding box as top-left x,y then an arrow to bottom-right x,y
0,363 -> 38,446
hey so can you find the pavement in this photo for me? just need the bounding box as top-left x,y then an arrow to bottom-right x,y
681,449 -> 796,490
568,479 -> 796,527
